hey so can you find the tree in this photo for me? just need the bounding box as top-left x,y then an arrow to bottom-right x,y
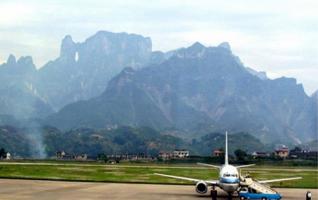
291,146 -> 302,152
97,153 -> 108,163
234,149 -> 247,162
0,148 -> 6,159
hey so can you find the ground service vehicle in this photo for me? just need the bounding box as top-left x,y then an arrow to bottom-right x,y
239,189 -> 282,200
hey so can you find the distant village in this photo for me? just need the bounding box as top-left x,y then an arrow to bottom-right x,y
54,146 -> 318,162
1,145 -> 317,163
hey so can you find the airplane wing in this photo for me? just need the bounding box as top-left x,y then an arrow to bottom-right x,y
236,164 -> 255,168
154,173 -> 218,185
197,162 -> 221,169
258,177 -> 302,184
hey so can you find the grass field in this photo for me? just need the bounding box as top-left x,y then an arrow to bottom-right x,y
0,161 -> 317,188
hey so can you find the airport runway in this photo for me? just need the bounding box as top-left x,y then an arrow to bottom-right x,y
0,179 -> 316,200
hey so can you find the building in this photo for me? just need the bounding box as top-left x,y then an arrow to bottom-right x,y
252,151 -> 269,159
75,154 -> 87,161
6,152 -> 11,160
56,151 -> 66,159
275,147 -> 289,158
56,151 -> 74,160
107,154 -> 155,162
173,149 -> 189,158
56,151 -> 89,160
158,149 -> 190,160
289,147 -> 318,159
158,151 -> 173,160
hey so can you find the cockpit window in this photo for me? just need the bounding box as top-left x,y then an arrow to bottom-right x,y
223,173 -> 238,177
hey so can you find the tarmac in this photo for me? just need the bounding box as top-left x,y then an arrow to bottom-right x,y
0,179 -> 316,200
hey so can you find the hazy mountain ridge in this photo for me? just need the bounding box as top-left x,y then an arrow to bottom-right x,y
0,31 -> 154,120
47,42 -> 317,144
311,90 -> 318,136
37,31 -> 153,110
0,30 -> 316,146
0,55 -> 53,120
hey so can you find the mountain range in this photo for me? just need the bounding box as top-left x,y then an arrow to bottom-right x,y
0,30 -> 317,147
37,31 -> 153,110
47,40 -> 317,144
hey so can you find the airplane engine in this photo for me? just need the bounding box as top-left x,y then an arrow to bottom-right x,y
195,181 -> 208,194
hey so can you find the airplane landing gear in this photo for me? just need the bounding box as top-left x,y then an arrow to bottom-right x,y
306,191 -> 312,200
211,189 -> 217,200
227,193 -> 232,200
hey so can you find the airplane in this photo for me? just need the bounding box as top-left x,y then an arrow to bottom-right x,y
155,131 -> 302,200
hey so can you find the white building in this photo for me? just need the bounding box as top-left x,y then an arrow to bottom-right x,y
173,149 -> 189,158
158,151 -> 173,160
6,152 -> 11,160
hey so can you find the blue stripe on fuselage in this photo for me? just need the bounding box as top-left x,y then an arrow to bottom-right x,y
220,177 -> 240,183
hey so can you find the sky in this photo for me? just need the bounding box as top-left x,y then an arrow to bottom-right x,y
0,0 -> 317,95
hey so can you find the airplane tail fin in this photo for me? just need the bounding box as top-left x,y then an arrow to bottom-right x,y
225,131 -> 229,165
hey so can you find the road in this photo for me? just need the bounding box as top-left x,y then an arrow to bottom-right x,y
0,179 -> 316,200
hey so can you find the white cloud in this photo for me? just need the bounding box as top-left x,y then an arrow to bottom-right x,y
0,2 -> 36,26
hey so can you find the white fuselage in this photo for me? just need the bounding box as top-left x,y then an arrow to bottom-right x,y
218,164 -> 240,193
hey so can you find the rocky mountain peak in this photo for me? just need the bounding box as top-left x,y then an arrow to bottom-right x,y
218,42 -> 231,51
246,67 -> 268,80
171,42 -> 208,59
77,31 -> 152,69
17,56 -> 33,65
60,35 -> 77,61
6,54 -> 16,66
0,55 -> 36,76
189,42 -> 206,50
186,42 -> 206,55
16,56 -> 36,72
36,30 -> 154,110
